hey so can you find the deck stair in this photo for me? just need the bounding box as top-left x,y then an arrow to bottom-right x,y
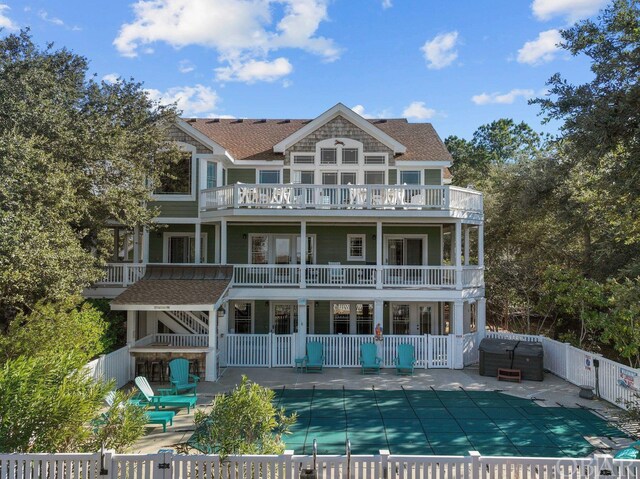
158,311 -> 209,334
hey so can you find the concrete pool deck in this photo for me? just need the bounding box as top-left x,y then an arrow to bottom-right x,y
130,366 -> 631,454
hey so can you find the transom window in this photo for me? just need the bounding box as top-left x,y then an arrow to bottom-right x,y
347,234 -> 366,261
364,155 -> 386,165
293,155 -> 315,164
320,148 -> 337,165
258,170 -> 280,184
232,302 -> 253,334
342,148 -> 358,164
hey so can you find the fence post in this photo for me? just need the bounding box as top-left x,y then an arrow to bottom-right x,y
99,449 -> 114,479
269,332 -> 274,368
468,451 -> 480,479
424,335 -> 429,369
564,342 -> 571,382
379,449 -> 390,479
282,450 -> 294,479
594,454 -> 614,477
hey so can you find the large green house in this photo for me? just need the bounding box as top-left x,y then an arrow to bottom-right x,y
87,103 -> 485,381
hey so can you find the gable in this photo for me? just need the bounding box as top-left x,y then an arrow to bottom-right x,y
285,115 -> 396,165
167,124 -> 214,154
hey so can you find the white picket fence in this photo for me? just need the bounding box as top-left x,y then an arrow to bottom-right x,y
487,331 -> 640,410
85,345 -> 130,389
462,332 -> 480,366
2,450 -> 639,479
225,333 -> 294,367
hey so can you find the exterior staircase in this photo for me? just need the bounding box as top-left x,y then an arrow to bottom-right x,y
157,311 -> 209,334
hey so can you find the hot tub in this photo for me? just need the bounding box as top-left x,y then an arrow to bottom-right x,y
479,338 -> 544,381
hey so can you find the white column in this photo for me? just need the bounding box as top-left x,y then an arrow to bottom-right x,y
142,227 -> 150,264
205,306 -> 218,381
455,221 -> 462,290
297,299 -> 307,358
477,297 -> 487,339
133,226 -> 140,263
214,223 -> 221,263
194,222 -> 202,264
300,220 -> 306,288
464,225 -> 470,266
452,300 -> 464,369
376,221 -> 382,289
126,310 -> 137,381
220,218 -> 227,264
374,299 -> 384,359
478,224 -> 484,267
218,301 -> 229,367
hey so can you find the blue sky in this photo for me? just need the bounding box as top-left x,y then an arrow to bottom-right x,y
1,0 -> 606,139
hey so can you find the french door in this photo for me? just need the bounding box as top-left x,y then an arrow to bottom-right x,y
385,236 -> 426,265
390,302 -> 439,335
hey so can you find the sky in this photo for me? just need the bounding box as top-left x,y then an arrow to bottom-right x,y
1,0 -> 607,139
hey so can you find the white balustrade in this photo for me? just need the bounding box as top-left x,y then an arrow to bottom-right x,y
428,335 -> 451,368
382,266 -> 457,287
152,333 -> 208,347
462,266 -> 484,288
233,265 -> 300,286
306,265 -> 377,287
225,334 -> 272,367
98,263 -> 146,286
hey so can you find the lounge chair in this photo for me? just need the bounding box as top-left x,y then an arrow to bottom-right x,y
169,358 -> 199,396
304,341 -> 324,372
395,343 -> 416,376
360,343 -> 382,375
134,376 -> 197,413
104,391 -> 176,432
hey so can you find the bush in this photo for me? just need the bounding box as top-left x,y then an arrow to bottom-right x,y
192,376 -> 296,457
84,298 -> 127,354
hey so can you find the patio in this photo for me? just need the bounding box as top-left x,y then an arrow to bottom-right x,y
129,366 -> 634,455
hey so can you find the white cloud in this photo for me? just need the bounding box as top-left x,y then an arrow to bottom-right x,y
381,0 -> 393,9
350,104 -> 391,119
421,31 -> 459,70
145,84 -> 220,116
531,0 -> 607,22
37,9 -> 81,30
102,73 -> 120,83
114,0 -> 340,83
402,101 -> 436,120
215,57 -> 293,83
178,59 -> 195,73
517,29 -> 562,65
471,89 -> 535,105
0,4 -> 18,31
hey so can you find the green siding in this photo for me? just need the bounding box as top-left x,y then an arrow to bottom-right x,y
148,224 -> 216,263
388,169 -> 397,185
283,168 -> 290,183
150,201 -> 198,218
314,301 -> 330,334
227,168 -> 256,184
308,226 -> 375,264
227,225 -> 300,264
424,169 -> 442,185
254,301 -> 270,333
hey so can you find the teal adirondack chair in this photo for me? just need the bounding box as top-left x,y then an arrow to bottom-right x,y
169,358 -> 199,396
304,341 -> 324,372
395,343 -> 416,376
359,343 -> 382,375
135,376 -> 197,413
104,391 -> 176,432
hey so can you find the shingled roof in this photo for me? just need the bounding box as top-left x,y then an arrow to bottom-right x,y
186,118 -> 452,163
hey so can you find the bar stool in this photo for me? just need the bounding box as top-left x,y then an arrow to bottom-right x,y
135,359 -> 148,377
189,359 -> 200,377
149,359 -> 165,382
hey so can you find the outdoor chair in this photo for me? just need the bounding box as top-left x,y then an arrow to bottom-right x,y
169,358 -> 199,396
304,341 -> 324,372
134,376 -> 197,413
359,343 -> 382,375
104,391 -> 176,433
395,343 -> 416,376
328,262 -> 345,284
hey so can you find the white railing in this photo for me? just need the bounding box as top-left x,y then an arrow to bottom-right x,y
463,332 -> 480,366
306,265 -> 376,287
272,334 -> 294,367
151,333 -> 209,347
98,263 -> 146,286
487,331 -> 640,410
164,311 -> 208,334
382,265 -> 457,287
233,265 -> 301,286
201,184 -> 483,214
428,335 -> 451,368
85,345 -> 131,389
462,266 -> 484,288
225,334 -> 272,367
2,450 -> 638,479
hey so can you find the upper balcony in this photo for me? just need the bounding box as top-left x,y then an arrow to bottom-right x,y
200,184 -> 483,219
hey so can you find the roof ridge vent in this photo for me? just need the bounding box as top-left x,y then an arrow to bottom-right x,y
375,119 -> 387,124
186,118 -> 196,123
255,119 -> 266,123
207,118 -> 220,123
232,119 -> 244,123
278,119 -> 291,124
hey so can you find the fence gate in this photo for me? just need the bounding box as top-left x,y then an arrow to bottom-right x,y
428,335 -> 451,368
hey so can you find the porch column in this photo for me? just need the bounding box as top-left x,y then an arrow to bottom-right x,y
300,220 -> 306,288
297,299 -> 307,358
205,305 -> 218,381
126,310 -> 137,380
478,224 -> 484,267
220,218 -> 227,264
214,223 -> 221,263
455,221 -> 462,290
142,227 -> 149,264
376,221 -> 382,289
133,226 -> 140,263
477,297 -> 487,339
464,225 -> 470,266
218,301 -> 229,367
451,300 -> 464,369
194,222 -> 202,264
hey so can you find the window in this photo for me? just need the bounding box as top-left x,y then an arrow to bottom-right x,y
364,171 -> 385,185
400,170 -> 421,185
322,172 -> 338,185
250,235 -> 268,264
165,233 -> 206,263
333,303 -> 351,334
364,155 -> 385,165
320,148 -> 337,164
296,235 -> 315,264
155,152 -> 192,194
273,303 -> 297,334
294,171 -> 314,184
342,148 -> 358,164
233,302 -> 252,334
293,155 -> 315,164
258,170 -> 280,184
356,303 -> 373,334
347,234 -> 365,261
206,162 -> 217,189
340,172 -> 356,185
392,304 -> 411,335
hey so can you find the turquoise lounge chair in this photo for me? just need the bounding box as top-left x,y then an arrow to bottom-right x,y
395,343 -> 416,376
104,391 -> 176,432
359,343 -> 382,375
135,376 -> 197,413
169,358 -> 199,396
304,341 -> 324,372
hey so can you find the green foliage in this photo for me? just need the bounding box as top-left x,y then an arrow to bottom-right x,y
85,298 -> 127,353
0,354 -> 110,452
602,278 -> 640,367
192,376 -> 296,458
87,391 -> 148,453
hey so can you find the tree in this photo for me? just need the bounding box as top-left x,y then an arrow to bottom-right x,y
0,31 -> 181,324
192,376 -> 296,457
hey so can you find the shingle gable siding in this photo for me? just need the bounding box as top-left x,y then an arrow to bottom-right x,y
285,116 -> 396,166
167,125 -> 213,154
